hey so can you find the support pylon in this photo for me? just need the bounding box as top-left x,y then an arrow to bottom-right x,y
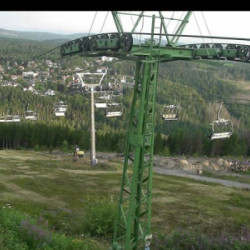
113,59 -> 159,250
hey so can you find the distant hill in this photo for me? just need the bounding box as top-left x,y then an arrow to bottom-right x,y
0,28 -> 87,42
0,28 -> 196,47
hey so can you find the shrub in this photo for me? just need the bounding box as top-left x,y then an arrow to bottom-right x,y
34,144 -> 40,151
19,217 -> 52,249
73,196 -> 117,239
0,208 -> 101,250
62,140 -> 68,152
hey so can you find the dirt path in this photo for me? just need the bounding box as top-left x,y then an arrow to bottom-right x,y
153,167 -> 250,190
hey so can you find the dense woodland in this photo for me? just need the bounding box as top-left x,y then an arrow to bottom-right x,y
1,37 -> 250,157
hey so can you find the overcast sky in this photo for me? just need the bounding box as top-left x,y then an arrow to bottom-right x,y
0,11 -> 250,44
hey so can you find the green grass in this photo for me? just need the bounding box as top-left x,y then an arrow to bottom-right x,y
0,150 -> 250,249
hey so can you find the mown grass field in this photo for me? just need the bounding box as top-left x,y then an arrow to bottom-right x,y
0,150 -> 250,249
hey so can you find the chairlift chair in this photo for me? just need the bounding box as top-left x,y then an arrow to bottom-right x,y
95,92 -> 111,109
24,110 -> 38,121
0,115 -> 6,122
208,102 -> 233,140
12,114 -> 21,122
54,101 -> 67,117
0,112 -> 21,123
209,119 -> 233,140
55,101 -> 67,112
106,102 -> 123,117
54,107 -> 66,117
5,115 -> 14,122
161,104 -> 179,121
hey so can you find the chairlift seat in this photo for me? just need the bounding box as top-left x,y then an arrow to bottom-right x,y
106,102 -> 123,117
161,104 -> 179,121
12,115 -> 21,122
209,131 -> 232,140
162,114 -> 178,120
95,103 -> 107,108
25,110 -> 38,121
106,111 -> 123,117
55,111 -> 66,117
209,118 -> 233,140
55,101 -> 67,112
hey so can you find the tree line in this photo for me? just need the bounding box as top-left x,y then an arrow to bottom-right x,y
154,128 -> 250,158
1,121 -> 250,158
0,122 -> 125,153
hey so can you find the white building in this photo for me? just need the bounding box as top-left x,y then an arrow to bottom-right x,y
101,56 -> 114,62
44,89 -> 55,96
22,71 -> 38,78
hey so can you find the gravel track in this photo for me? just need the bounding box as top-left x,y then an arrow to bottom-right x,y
153,167 -> 250,190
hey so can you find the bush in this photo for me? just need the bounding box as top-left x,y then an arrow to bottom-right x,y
62,140 -> 68,153
0,208 -> 101,250
19,217 -> 51,249
79,196 -> 117,239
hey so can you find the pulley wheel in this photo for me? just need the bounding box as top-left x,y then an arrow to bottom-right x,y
188,44 -> 197,49
200,43 -> 210,48
100,34 -> 109,39
226,44 -> 237,50
121,33 -> 133,52
91,40 -> 97,51
82,37 -> 90,51
237,45 -> 250,61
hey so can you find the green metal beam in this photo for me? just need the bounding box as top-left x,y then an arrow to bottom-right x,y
169,11 -> 192,45
112,11 -> 124,35
131,11 -> 145,33
159,11 -> 170,44
112,59 -> 159,250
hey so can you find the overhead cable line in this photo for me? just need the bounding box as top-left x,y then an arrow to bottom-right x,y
201,11 -> 221,59
20,45 -> 62,67
100,11 -> 109,34
157,92 -> 250,106
88,11 -> 98,36
193,12 -> 210,57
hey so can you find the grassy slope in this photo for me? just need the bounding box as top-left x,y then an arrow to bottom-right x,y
0,150 -> 250,249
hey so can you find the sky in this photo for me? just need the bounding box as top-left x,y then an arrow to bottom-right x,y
0,11 -> 250,44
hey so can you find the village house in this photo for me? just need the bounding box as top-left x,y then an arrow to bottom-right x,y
1,81 -> 12,87
11,75 -> 22,81
0,65 -> 5,72
22,71 -> 38,78
101,56 -> 115,62
23,85 -> 37,93
18,65 -> 25,71
44,89 -> 55,96
39,71 -> 50,80
46,60 -> 53,68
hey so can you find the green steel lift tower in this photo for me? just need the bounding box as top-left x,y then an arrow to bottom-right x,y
59,11 -> 250,250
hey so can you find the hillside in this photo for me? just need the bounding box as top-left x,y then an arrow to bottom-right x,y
1,36 -> 250,156
0,28 -> 87,41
